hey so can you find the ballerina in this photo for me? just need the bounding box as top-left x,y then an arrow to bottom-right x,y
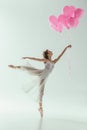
8,44 -> 72,117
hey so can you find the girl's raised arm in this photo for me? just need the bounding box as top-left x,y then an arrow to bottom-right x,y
53,44 -> 72,64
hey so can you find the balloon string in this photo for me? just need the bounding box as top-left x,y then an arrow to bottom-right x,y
67,49 -> 72,79
67,31 -> 72,79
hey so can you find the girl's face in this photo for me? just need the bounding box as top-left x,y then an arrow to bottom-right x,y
47,50 -> 53,58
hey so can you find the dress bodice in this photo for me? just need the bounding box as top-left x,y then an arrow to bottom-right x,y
40,61 -> 54,80
45,61 -> 54,72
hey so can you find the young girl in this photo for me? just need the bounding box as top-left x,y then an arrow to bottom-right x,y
8,44 -> 72,117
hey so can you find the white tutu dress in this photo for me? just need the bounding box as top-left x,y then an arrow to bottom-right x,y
21,61 -> 54,102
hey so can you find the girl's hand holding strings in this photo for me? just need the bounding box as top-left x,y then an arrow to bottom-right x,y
66,44 -> 72,49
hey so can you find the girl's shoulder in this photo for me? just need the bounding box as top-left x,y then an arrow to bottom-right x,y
44,60 -> 54,64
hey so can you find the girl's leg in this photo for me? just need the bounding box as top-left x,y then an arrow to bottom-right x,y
38,80 -> 45,117
8,65 -> 21,69
8,65 -> 31,71
38,102 -> 43,117
8,65 -> 42,76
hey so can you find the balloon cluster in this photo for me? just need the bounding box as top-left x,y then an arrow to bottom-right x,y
49,6 -> 84,32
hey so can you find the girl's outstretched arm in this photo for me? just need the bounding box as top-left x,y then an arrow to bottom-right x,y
22,57 -> 45,62
53,44 -> 72,64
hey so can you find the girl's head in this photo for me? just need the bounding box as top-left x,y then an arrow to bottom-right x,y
43,49 -> 53,59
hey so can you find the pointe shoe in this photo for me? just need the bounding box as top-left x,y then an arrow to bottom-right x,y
38,108 -> 43,118
8,65 -> 20,69
8,65 -> 15,68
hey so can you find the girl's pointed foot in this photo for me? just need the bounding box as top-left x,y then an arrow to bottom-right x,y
38,107 -> 43,118
8,65 -> 21,69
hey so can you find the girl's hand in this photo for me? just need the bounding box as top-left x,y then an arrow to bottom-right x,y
66,44 -> 72,49
22,57 -> 27,59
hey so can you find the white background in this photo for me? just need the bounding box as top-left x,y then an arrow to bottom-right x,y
0,0 -> 87,129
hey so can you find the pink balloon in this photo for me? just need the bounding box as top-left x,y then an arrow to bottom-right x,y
49,15 -> 58,26
58,14 -> 70,29
58,14 -> 66,23
49,15 -> 63,32
51,23 -> 63,32
63,5 -> 76,17
57,23 -> 63,32
49,6 -> 84,32
68,17 -> 79,27
74,8 -> 84,19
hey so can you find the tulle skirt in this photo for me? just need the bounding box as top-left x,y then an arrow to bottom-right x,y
21,65 -> 47,103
